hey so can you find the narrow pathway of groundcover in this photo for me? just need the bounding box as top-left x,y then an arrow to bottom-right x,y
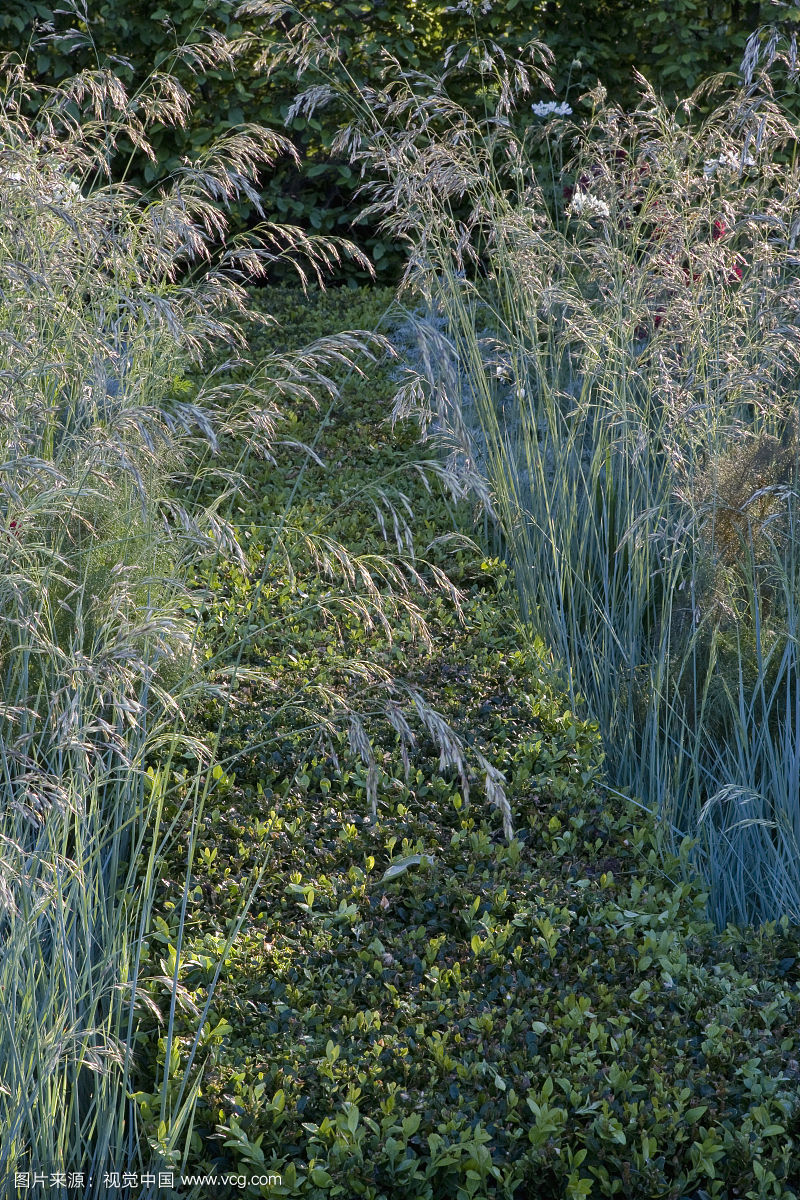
140,285 -> 800,1200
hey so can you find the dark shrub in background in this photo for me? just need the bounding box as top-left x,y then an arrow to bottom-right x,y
0,1 -> 790,277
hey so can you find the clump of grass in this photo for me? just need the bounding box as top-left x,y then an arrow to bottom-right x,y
262,7 -> 800,925
0,24 -> 520,1184
0,43 -> 324,1187
0,33 -> 373,1186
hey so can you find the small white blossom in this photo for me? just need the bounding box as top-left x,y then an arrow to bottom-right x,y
531,100 -> 573,118
567,191 -> 610,219
0,166 -> 83,205
703,149 -> 756,177
50,178 -> 83,204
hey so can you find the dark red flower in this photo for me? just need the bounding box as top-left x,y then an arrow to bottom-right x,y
634,307 -> 665,340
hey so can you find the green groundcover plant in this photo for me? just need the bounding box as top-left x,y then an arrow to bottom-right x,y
147,285 -> 800,1200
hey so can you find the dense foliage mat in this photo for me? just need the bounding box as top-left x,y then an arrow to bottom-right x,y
142,286 -> 800,1199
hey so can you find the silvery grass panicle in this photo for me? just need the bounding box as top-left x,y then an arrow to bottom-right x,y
424,74 -> 800,929
150,5 -> 526,867
269,12 -> 800,927
0,62 -> 296,787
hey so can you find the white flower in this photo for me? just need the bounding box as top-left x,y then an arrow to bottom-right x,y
49,178 -> 83,205
703,149 -> 757,177
567,191 -> 610,219
531,100 -> 573,118
0,166 -> 83,205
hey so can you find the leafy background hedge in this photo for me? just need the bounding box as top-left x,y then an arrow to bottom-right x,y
2,0 -> 790,278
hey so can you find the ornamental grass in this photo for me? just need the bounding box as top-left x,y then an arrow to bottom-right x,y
263,4 -> 800,926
